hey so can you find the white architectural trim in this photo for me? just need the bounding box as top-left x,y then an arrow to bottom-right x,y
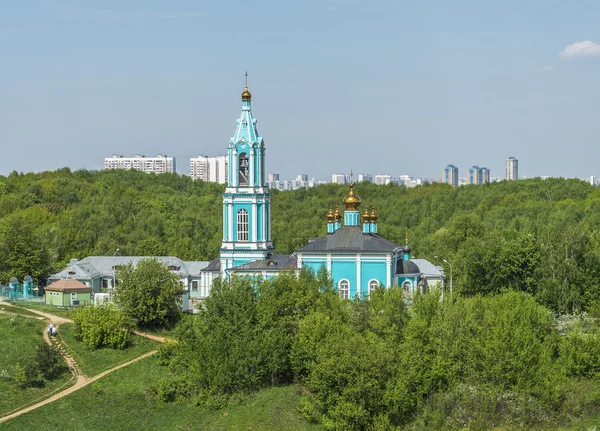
338,278 -> 350,299
386,255 -> 392,287
356,254 -> 361,297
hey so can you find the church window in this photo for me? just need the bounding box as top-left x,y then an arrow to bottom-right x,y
369,279 -> 379,294
339,279 -> 349,299
238,152 -> 249,185
402,280 -> 412,293
237,209 -> 249,241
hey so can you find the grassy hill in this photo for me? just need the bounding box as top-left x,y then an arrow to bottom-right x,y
1,355 -> 323,431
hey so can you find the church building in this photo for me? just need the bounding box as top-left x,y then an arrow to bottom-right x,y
197,77 -> 443,301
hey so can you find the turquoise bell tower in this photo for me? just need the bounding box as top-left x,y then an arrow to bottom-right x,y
220,73 -> 273,274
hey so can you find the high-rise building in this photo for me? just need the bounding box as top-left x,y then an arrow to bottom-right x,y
481,167 -> 490,184
357,173 -> 373,183
589,175 -> 597,186
268,173 -> 280,182
104,154 -> 175,174
332,173 -> 348,184
505,157 -> 518,180
296,174 -> 308,182
189,155 -> 228,183
374,174 -> 392,185
468,166 -> 490,185
443,165 -> 458,186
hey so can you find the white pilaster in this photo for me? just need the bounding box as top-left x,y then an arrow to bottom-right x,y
252,202 -> 257,242
228,202 -> 234,242
356,254 -> 361,297
386,255 -> 392,287
249,149 -> 255,187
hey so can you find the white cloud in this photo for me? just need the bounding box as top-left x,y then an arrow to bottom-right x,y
560,40 -> 600,59
539,65 -> 557,72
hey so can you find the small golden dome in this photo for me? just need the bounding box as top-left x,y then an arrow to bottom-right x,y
334,205 -> 341,221
327,206 -> 335,223
241,85 -> 252,101
362,207 -> 371,223
343,184 -> 361,211
370,206 -> 378,222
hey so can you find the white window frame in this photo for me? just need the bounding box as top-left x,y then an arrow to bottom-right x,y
402,280 -> 412,293
338,279 -> 350,299
237,209 -> 249,241
368,279 -> 379,295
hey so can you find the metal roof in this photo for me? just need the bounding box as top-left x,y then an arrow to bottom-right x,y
229,254 -> 297,272
411,259 -> 444,278
45,279 -> 92,292
50,256 -> 210,280
296,227 -> 401,253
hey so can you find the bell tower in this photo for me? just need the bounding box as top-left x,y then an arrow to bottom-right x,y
220,73 -> 273,274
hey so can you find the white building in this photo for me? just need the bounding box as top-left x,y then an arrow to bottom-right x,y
189,155 -> 228,183
357,173 -> 373,183
374,174 -> 392,185
105,154 -> 175,174
268,173 -> 280,182
505,157 -> 518,181
332,173 -> 349,184
297,174 -> 309,182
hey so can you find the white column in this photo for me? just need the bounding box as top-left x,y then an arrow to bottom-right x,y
356,254 -> 361,296
228,202 -> 234,242
249,148 -> 255,187
327,253 -> 332,274
232,149 -> 237,187
262,202 -> 266,243
252,201 -> 257,243
386,255 -> 392,287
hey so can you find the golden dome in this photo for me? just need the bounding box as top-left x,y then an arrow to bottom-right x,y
241,85 -> 252,101
362,207 -> 371,223
370,206 -> 378,222
334,205 -> 341,221
327,205 -> 335,223
343,183 -> 361,211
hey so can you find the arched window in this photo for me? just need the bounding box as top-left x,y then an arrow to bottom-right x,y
339,279 -> 349,299
238,152 -> 248,186
402,280 -> 412,293
237,209 -> 249,241
369,279 -> 379,295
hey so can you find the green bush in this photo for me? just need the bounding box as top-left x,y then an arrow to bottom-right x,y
14,361 -> 43,389
35,342 -> 67,379
72,304 -> 132,350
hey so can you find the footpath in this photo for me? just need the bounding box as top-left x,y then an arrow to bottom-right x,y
0,301 -> 164,424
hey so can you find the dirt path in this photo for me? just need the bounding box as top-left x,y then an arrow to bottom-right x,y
0,350 -> 156,424
0,301 -> 165,424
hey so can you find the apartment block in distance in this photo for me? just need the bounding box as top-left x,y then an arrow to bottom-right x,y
505,157 -> 518,181
105,154 -> 175,174
443,164 -> 459,186
189,155 -> 228,184
468,166 -> 491,185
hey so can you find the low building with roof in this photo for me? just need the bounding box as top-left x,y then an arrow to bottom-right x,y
49,256 -> 210,311
45,279 -> 93,307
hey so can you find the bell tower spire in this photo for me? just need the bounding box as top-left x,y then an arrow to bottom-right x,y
220,73 -> 272,275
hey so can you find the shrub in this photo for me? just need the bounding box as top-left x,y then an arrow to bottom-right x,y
72,304 -> 132,349
35,341 -> 67,379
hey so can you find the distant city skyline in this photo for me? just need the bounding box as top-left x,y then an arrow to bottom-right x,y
2,2 -> 600,179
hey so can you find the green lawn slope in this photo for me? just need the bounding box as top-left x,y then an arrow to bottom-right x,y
1,356 -> 323,431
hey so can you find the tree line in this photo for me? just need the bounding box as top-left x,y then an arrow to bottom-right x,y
1,168 -> 599,313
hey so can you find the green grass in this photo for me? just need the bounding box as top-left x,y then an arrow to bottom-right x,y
13,301 -> 74,318
0,314 -> 73,417
1,356 -> 324,430
0,303 -> 43,318
58,323 -> 160,377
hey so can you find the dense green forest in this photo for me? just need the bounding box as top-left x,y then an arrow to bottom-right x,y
154,272 -> 600,430
3,169 -> 600,429
1,168 -> 599,314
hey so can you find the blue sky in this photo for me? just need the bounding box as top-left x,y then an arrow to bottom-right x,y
1,0 -> 599,180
